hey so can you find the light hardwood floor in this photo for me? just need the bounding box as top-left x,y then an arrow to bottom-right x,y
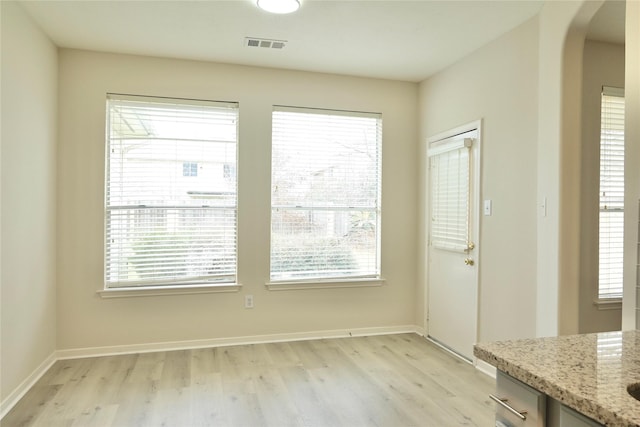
2,334 -> 495,427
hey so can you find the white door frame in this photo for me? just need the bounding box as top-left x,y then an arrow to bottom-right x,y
424,119 -> 482,362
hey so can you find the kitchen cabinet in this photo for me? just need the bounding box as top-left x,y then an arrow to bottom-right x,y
547,398 -> 602,427
494,371 -> 546,426
495,370 -> 603,427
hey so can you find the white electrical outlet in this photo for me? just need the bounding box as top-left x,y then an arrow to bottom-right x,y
245,295 -> 254,309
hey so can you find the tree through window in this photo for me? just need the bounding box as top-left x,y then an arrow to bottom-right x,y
270,106 -> 382,282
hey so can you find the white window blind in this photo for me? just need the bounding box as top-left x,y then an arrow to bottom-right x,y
105,94 -> 238,288
598,87 -> 625,299
270,106 -> 382,282
428,138 -> 472,252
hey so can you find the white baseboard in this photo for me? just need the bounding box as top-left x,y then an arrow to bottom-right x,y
0,352 -> 57,419
413,325 -> 426,336
56,324 -> 422,360
475,359 -> 497,378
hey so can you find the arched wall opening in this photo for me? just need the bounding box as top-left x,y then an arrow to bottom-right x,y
540,0 -> 639,336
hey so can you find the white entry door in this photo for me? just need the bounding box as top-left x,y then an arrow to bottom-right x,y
427,126 -> 479,361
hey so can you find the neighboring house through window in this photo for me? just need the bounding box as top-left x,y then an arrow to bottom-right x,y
269,106 -> 382,282
105,94 -> 239,288
183,162 -> 198,177
598,86 -> 625,300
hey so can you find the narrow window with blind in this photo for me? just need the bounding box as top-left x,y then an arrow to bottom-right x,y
598,86 -> 625,300
428,138 -> 472,252
105,94 -> 238,289
270,106 -> 382,283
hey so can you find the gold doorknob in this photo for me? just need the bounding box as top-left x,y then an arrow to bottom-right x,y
464,258 -> 474,266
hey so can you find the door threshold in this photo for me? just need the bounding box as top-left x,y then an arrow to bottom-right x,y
426,335 -> 474,365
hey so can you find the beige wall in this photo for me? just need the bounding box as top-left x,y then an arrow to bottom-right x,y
579,40 -> 625,333
0,2 -> 58,403
57,49 -> 419,350
418,17 -> 540,342
535,0 -> 609,337
536,0 -> 583,337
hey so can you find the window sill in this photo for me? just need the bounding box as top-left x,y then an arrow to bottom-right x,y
593,297 -> 622,310
266,277 -> 385,291
98,283 -> 242,298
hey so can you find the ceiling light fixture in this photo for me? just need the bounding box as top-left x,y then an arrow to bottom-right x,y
257,0 -> 300,14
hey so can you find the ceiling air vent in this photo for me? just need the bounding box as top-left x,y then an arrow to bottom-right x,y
245,37 -> 287,50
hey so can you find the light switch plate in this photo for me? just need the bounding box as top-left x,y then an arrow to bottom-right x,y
484,199 -> 492,216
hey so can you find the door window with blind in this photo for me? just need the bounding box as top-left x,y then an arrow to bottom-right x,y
428,138 -> 472,252
270,106 -> 382,282
105,94 -> 238,288
598,86 -> 625,300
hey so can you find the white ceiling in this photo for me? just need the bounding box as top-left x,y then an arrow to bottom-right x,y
19,0 -> 624,83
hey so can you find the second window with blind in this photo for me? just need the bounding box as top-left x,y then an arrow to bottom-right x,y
270,106 -> 382,283
598,86 -> 625,300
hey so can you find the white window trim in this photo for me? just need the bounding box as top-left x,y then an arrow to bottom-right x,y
593,297 -> 622,310
266,277 -> 385,291
98,282 -> 241,298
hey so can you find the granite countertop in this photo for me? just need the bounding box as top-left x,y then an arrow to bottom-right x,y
474,330 -> 640,427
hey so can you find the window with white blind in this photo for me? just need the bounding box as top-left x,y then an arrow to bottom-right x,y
428,138 -> 472,252
598,87 -> 625,300
270,106 -> 382,282
105,94 -> 238,288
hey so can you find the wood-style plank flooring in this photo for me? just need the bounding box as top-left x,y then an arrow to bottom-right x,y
2,334 -> 495,426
